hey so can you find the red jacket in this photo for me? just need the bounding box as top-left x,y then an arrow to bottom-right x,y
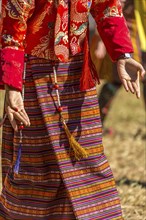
0,0 -> 133,91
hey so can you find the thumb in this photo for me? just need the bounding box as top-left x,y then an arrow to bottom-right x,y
138,63 -> 145,79
6,106 -> 18,131
5,90 -> 22,111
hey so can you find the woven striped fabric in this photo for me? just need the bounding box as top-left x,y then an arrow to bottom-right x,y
0,54 -> 124,219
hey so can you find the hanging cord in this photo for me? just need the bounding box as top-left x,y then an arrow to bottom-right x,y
0,68 -> 25,173
14,55 -> 27,174
0,62 -> 26,174
52,64 -> 89,161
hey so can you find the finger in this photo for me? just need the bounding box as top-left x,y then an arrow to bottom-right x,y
135,80 -> 140,99
5,91 -> 18,111
9,98 -> 22,112
21,109 -> 30,126
121,79 -> 129,92
134,72 -> 140,98
18,109 -> 30,126
7,107 -> 18,132
13,111 -> 30,126
138,66 -> 146,79
127,81 -> 135,94
131,81 -> 140,98
131,80 -> 138,92
136,87 -> 140,99
5,90 -> 24,112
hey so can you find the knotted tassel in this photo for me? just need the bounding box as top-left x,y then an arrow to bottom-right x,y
14,143 -> 22,174
53,64 -> 89,161
14,123 -> 24,174
62,119 -> 89,160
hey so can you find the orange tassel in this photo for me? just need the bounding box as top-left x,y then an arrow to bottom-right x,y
62,119 -> 89,160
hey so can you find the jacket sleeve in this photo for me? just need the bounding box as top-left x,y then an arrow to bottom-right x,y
90,0 -> 134,61
0,2 -> 3,89
0,0 -> 35,91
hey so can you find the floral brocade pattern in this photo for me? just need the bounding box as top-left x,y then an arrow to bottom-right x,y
2,0 -> 35,49
1,0 -> 123,61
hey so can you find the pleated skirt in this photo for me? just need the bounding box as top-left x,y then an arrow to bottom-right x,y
0,54 -> 124,219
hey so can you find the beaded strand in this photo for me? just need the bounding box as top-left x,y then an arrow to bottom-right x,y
14,55 -> 27,174
53,65 -> 63,113
52,64 -> 89,161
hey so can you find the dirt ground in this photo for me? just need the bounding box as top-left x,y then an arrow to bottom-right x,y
0,83 -> 146,219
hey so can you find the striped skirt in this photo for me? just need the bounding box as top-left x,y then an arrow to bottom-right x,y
0,54 -> 124,219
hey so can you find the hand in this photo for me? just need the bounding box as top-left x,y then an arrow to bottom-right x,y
117,58 -> 145,98
5,85 -> 30,131
90,32 -> 106,73
93,40 -> 106,60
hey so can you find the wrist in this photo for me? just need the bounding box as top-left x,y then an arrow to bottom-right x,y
5,84 -> 20,91
117,53 -> 132,60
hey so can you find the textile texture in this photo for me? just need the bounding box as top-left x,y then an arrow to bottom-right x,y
0,55 -> 123,220
0,0 -> 134,91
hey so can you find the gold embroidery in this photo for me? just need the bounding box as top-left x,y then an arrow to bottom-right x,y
6,0 -> 34,31
55,44 -> 69,61
31,32 -> 53,58
71,0 -> 89,23
104,6 -> 122,17
30,11 -> 47,34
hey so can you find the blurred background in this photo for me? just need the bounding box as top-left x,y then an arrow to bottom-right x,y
97,82 -> 146,220
0,0 -> 146,219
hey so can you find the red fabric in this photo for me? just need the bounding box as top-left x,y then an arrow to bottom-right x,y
97,17 -> 133,61
0,49 -> 4,89
0,0 -> 133,91
1,48 -> 24,91
80,34 -> 100,91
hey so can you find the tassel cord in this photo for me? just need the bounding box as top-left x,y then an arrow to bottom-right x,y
14,55 -> 27,174
53,64 -> 89,160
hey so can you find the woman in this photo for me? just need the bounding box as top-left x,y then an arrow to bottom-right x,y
90,0 -> 146,127
90,0 -> 143,125
0,0 -> 145,219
